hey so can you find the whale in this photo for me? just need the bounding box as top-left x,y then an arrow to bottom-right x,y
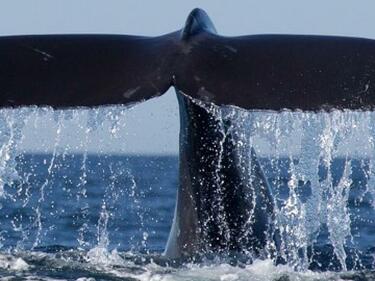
1,8 -> 375,259
164,92 -> 275,259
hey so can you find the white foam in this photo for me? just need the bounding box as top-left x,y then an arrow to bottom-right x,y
143,259 -> 341,281
0,254 -> 29,271
85,247 -> 123,267
1,250 -> 367,281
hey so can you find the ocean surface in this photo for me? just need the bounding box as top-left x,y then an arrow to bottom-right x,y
0,154 -> 374,280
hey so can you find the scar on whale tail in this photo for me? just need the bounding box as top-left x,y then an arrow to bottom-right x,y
1,8 -> 375,259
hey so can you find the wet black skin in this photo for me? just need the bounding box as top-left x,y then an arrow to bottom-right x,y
1,9 -> 375,110
175,33 -> 375,111
164,92 -> 275,259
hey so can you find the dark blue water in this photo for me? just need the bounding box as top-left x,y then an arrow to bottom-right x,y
0,154 -> 177,252
0,154 -> 375,280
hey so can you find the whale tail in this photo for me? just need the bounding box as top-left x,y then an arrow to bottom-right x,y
1,8 -> 375,110
0,34 -> 176,108
1,8 -> 375,262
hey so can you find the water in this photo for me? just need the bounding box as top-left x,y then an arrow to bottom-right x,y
0,107 -> 375,280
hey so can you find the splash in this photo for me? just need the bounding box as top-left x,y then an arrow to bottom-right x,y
0,103 -> 374,275
33,111 -> 64,248
0,108 -> 32,197
189,100 -> 375,271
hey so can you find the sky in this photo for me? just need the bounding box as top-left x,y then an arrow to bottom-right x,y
1,0 -> 375,155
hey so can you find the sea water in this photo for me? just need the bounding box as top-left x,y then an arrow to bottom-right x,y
0,106 -> 374,280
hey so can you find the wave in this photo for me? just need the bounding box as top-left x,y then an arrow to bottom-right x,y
0,248 -> 374,281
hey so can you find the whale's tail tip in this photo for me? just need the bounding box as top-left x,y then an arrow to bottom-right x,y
182,8 -> 217,40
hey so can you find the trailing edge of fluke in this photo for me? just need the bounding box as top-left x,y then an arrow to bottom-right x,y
1,8 -> 375,111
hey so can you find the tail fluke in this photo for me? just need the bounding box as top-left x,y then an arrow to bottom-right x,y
1,8 -> 375,111
0,34 -> 176,108
173,10 -> 375,111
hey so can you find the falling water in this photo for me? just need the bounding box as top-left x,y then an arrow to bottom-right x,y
367,112 -> 375,208
33,111 -> 63,248
0,107 -> 143,250
168,92 -> 371,268
208,106 -> 375,271
0,109 -> 31,197
76,124 -> 90,249
0,102 -> 375,280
